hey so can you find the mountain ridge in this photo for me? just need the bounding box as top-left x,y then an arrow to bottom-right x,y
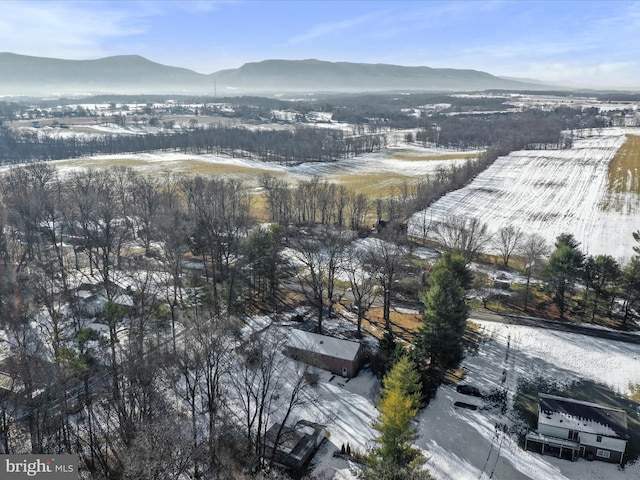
0,52 -> 547,96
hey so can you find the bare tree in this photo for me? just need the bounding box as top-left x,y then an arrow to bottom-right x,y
130,173 -> 164,256
121,415 -> 195,480
184,312 -> 236,467
343,248 -> 378,337
292,227 -> 350,333
493,225 -> 524,266
367,236 -> 405,332
266,362 -> 312,470
435,216 -> 491,262
348,192 -> 369,231
518,233 -> 549,312
183,177 -> 250,315
156,205 -> 191,349
230,333 -> 288,463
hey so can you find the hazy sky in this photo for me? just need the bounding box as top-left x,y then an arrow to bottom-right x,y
1,0 -> 639,89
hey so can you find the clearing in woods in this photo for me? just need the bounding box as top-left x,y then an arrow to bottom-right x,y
50,149 -> 470,200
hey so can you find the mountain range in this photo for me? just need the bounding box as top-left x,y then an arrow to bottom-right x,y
0,52 -> 547,97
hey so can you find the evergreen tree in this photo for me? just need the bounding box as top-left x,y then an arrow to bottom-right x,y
620,257 -> 640,327
581,254 -> 620,322
418,255 -> 470,375
370,330 -> 403,378
429,252 -> 473,289
242,224 -> 286,309
542,234 -> 584,319
362,356 -> 431,480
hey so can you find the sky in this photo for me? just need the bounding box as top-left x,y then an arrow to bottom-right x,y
0,0 -> 639,89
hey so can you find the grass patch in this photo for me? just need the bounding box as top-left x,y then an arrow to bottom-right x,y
389,150 -> 477,162
247,191 -> 271,223
54,157 -> 155,169
604,134 -> 640,210
171,159 -> 278,177
363,306 -> 422,342
514,377 -> 640,464
444,367 -> 466,383
53,156 -> 284,179
332,172 -> 417,197
463,320 -> 484,355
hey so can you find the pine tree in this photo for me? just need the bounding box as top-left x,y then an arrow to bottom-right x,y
362,356 -> 432,480
542,234 -> 584,319
418,255 -> 470,374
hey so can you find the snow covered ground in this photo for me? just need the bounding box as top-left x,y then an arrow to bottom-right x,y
409,129 -> 640,263
22,143 -> 472,192
284,314 -> 640,480
416,318 -> 640,480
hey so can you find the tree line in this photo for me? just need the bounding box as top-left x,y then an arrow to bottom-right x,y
0,124 -> 386,164
541,233 -> 640,326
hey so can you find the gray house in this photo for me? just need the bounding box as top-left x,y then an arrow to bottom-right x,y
525,393 -> 628,464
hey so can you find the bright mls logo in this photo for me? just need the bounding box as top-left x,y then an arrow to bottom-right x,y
2,455 -> 77,479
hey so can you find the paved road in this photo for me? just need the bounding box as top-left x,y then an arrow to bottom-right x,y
470,310 -> 640,345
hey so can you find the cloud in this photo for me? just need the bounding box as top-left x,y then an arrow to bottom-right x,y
287,10 -> 388,45
171,0 -> 243,14
0,1 -> 148,59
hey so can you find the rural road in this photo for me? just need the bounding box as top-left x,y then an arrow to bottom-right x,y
470,310 -> 640,345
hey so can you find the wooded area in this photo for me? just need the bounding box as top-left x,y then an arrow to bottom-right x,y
0,92 -> 635,480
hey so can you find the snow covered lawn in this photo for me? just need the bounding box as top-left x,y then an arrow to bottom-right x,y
415,318 -> 640,480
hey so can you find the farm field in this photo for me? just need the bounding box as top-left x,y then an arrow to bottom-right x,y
409,128 -> 640,263
40,144 -> 473,198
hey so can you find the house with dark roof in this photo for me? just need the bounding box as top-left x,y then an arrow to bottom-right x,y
525,393 -> 628,464
285,329 -> 364,378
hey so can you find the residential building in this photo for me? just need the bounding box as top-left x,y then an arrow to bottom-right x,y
285,329 -> 364,378
525,393 -> 628,464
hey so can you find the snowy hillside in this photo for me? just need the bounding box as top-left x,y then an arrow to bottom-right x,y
409,129 -> 640,263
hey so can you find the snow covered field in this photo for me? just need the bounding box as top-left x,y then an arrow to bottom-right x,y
409,129 -> 640,263
34,144 -> 471,190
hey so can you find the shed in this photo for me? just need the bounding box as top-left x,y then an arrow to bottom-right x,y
285,329 -> 364,378
263,420 -> 326,470
78,289 -> 133,317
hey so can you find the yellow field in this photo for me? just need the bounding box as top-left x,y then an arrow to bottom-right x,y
390,150 -> 476,162
332,172 -> 418,197
607,134 -> 640,194
52,156 -> 286,180
602,134 -> 640,211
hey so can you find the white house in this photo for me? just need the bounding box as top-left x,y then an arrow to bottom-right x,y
525,393 -> 628,464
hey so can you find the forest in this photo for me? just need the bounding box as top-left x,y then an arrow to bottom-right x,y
0,159 -> 474,479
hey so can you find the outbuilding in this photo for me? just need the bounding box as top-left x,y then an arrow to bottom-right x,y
263,420 -> 326,470
285,329 -> 364,378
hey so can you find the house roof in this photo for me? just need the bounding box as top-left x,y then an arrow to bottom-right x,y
264,420 -> 325,463
286,329 -> 361,362
538,393 -> 628,439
